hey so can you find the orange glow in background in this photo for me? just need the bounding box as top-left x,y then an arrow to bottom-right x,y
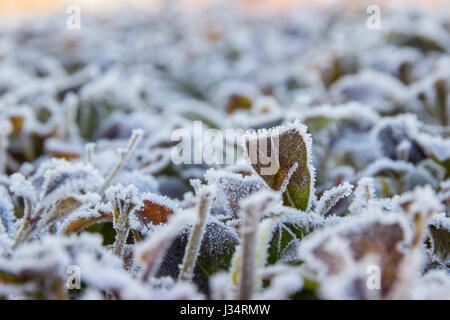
0,0 -> 450,14
0,0 -> 448,20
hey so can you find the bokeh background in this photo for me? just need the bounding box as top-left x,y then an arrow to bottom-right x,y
1,0 -> 448,18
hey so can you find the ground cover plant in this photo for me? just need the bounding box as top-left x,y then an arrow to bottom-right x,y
0,2 -> 449,300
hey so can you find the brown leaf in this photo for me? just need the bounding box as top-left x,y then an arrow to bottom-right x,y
245,121 -> 315,211
61,209 -> 112,235
133,194 -> 178,229
299,214 -> 411,298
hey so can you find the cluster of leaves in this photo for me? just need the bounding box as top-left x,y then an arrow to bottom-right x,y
0,2 -> 449,300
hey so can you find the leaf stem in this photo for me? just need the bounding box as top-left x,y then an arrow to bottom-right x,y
99,129 -> 144,193
178,186 -> 215,282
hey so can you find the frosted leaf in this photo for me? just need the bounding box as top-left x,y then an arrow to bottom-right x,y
330,70 -> 408,113
136,210 -> 197,281
359,158 -> 436,195
232,101 -> 283,130
362,45 -> 422,82
315,182 -> 353,217
414,132 -> 450,162
388,21 -> 450,53
214,80 -> 258,114
29,158 -> 67,190
413,76 -> 450,126
317,251 -> 383,300
0,235 -> 108,299
105,184 -> 141,215
159,217 -> 239,293
278,162 -> 298,194
75,251 -> 151,299
9,173 -> 37,203
407,270 -> 450,300
418,159 -> 447,182
45,234 -> 151,299
395,186 -> 444,249
428,216 -> 450,266
372,114 -> 424,163
349,177 -> 376,215
251,97 -> 281,116
0,185 -> 15,236
267,208 -> 325,265
31,234 -> 150,299
256,271 -> 303,300
298,213 -> 413,299
113,170 -> 159,194
278,207 -> 326,230
59,207 -> 113,236
396,140 -> 412,162
40,160 -> 104,205
254,218 -> 278,290
97,111 -> 160,140
131,192 -> 179,232
240,190 -> 282,223
396,185 -> 443,218
170,100 -> 226,129
360,158 -> 414,178
44,138 -> 83,161
17,163 -> 35,177
297,102 -> 380,133
191,218 -> 239,281
330,165 -> 355,186
132,147 -> 172,175
244,120 -> 315,211
205,169 -> 266,218
38,192 -> 102,229
156,175 -> 191,200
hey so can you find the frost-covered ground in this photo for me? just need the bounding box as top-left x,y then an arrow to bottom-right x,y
0,3 -> 449,300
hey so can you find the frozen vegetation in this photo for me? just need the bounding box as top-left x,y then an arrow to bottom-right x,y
0,2 -> 449,300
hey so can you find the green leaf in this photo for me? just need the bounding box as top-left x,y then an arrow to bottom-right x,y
387,31 -> 447,53
245,120 -> 315,211
267,211 -> 324,265
158,220 -> 239,293
429,218 -> 450,265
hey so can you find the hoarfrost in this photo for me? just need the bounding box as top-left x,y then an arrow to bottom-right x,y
205,169 -> 266,218
0,185 -> 15,236
349,177 -> 376,215
315,182 -> 353,216
256,271 -> 303,300
9,173 -> 37,203
40,161 -> 104,205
